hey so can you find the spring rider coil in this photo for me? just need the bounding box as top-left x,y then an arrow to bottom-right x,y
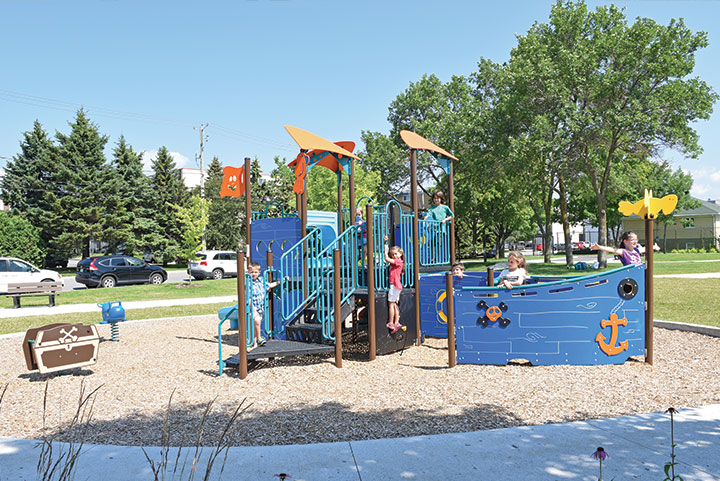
98,301 -> 127,341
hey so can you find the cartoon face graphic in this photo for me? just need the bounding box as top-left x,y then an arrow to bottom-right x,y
220,166 -> 245,198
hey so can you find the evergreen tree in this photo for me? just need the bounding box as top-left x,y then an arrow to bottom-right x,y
264,156 -> 295,213
205,156 -> 244,250
150,146 -> 189,263
0,121 -> 59,264
107,136 -> 163,255
51,109 -> 111,259
1,121 -> 55,213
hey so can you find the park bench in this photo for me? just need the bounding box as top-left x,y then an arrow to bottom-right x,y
5,281 -> 62,308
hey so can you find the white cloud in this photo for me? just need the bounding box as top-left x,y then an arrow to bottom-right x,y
687,166 -> 720,201
140,150 -> 192,173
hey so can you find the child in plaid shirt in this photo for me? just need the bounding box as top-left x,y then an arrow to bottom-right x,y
249,262 -> 281,348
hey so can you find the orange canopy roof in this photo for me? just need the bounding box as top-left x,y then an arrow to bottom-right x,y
284,125 -> 361,161
288,141 -> 356,174
400,130 -> 458,161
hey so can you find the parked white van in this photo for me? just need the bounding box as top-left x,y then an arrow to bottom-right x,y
187,251 -> 238,280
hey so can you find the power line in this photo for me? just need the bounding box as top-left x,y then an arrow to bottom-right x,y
0,88 -> 301,153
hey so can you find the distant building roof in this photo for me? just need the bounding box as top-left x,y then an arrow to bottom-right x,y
675,197 -> 720,216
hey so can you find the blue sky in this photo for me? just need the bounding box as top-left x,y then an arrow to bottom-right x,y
1,0 -> 718,201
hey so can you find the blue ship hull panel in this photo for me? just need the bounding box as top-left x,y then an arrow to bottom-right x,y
454,264 -> 646,366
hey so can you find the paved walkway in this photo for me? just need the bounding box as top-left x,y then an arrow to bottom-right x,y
1,404 -> 719,480
0,295 -> 237,319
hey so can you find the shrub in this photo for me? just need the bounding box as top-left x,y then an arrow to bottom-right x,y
0,212 -> 45,265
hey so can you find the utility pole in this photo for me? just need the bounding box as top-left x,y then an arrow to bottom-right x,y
194,123 -> 209,197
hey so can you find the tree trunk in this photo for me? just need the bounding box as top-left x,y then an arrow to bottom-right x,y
544,189 -> 553,263
596,196 -> 608,268
558,175 -> 573,268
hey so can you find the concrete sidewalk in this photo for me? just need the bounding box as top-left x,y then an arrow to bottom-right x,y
0,295 -> 237,319
1,404 -> 718,480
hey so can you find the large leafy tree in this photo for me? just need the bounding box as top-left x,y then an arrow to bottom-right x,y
51,109 -> 111,259
150,146 -> 189,263
513,1 -> 716,265
357,132 -> 407,205
172,194 -> 210,262
306,162 -> 379,212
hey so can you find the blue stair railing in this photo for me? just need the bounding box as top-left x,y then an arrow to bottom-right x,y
314,224 -> 359,341
279,227 -> 324,323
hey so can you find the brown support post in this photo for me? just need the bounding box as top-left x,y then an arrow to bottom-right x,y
244,157 -> 252,265
645,214 -> 654,365
352,305 -> 358,343
349,159 -> 357,290
448,160 -> 456,265
349,159 -> 356,226
366,204 -> 376,361
337,171 -> 343,231
445,272 -> 456,368
267,250 -> 274,334
333,249 -> 343,368
410,149 -> 422,345
236,251 -> 248,379
301,184 -> 307,239
487,267 -> 494,286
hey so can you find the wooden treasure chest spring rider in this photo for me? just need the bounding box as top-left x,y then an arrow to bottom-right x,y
23,323 -> 100,374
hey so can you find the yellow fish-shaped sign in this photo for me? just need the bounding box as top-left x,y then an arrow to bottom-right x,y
618,189 -> 677,218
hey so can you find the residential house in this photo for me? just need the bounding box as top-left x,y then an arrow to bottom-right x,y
621,197 -> 720,250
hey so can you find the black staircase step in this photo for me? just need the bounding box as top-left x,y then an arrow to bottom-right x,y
224,339 -> 334,364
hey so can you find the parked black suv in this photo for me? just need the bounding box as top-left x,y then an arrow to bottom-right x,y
75,255 -> 167,288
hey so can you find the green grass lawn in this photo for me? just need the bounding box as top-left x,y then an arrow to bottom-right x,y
3,252 -> 718,335
655,278 -> 720,328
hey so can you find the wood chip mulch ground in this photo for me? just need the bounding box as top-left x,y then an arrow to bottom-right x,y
1,315 -> 718,447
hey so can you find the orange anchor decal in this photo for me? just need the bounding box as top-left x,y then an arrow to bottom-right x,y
595,313 -> 629,356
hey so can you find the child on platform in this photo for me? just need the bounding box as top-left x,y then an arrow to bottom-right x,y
355,207 -> 368,260
590,231 -> 659,266
499,251 -> 528,289
384,235 -> 406,334
249,262 -> 281,348
451,262 -> 465,279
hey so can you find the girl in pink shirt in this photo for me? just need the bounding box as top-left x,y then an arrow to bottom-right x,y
384,236 -> 406,334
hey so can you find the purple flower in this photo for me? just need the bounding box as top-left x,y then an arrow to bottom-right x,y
274,474 -> 292,481
592,446 -> 609,461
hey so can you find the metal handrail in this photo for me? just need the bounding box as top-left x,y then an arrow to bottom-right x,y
217,305 -> 238,376
279,227 -> 323,322
418,218 -> 452,266
314,225 -> 359,340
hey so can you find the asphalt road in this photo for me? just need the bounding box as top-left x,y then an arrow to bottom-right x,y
63,269 -> 190,292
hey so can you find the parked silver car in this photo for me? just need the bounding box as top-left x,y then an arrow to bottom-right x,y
188,251 -> 238,280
